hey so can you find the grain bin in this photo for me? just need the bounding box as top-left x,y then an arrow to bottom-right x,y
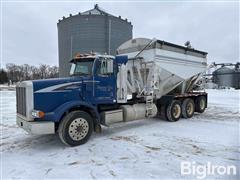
212,66 -> 235,88
233,64 -> 240,89
57,4 -> 133,77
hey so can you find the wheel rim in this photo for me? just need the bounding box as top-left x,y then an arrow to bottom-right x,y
173,104 -> 181,118
199,99 -> 205,110
68,118 -> 89,141
187,102 -> 194,115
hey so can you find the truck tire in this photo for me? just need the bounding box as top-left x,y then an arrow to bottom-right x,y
166,100 -> 182,122
182,98 -> 195,118
195,96 -> 207,113
58,111 -> 93,146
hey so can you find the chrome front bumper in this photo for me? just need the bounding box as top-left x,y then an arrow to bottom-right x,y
17,116 -> 55,135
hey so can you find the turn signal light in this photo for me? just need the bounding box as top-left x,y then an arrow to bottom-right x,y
32,110 -> 45,118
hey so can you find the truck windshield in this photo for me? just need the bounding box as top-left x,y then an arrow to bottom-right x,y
70,59 -> 94,76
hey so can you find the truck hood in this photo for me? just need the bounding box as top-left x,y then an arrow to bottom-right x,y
32,76 -> 88,92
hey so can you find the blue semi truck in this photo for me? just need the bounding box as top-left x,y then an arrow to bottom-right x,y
16,38 -> 208,146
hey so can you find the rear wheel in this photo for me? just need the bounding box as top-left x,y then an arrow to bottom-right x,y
58,111 -> 93,146
182,98 -> 195,118
195,96 -> 207,113
166,100 -> 182,122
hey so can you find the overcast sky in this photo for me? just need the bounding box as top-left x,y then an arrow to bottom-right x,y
1,1 -> 239,67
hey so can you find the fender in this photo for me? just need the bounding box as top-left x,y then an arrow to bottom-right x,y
44,100 -> 100,123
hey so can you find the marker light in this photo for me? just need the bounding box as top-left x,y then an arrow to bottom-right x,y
32,110 -> 45,118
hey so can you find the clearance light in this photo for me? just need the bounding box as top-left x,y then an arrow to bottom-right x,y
32,110 -> 45,118
74,53 -> 82,59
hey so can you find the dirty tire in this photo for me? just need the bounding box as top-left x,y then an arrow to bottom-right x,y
182,98 -> 195,118
58,111 -> 93,146
166,100 -> 182,122
195,96 -> 207,113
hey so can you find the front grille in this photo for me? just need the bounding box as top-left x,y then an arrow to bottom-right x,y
16,86 -> 27,117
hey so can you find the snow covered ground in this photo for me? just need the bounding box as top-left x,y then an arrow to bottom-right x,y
1,89 -> 239,179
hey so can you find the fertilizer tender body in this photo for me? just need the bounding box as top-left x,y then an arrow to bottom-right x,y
116,38 -> 207,102
16,38 -> 208,146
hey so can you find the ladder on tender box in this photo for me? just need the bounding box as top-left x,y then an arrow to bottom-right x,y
141,61 -> 155,117
146,95 -> 154,117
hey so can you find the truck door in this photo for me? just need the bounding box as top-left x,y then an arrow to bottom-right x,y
94,57 -> 116,104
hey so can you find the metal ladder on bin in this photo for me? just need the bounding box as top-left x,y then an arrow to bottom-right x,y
141,60 -> 155,117
146,95 -> 154,117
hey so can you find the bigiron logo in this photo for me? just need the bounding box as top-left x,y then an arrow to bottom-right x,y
180,161 -> 237,179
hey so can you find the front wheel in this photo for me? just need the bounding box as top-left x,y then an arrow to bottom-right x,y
58,111 -> 93,146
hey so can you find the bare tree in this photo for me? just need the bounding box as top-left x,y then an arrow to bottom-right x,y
0,69 -> 8,84
6,63 -> 18,82
48,66 -> 59,78
5,63 -> 59,82
31,66 -> 41,80
39,64 -> 49,79
22,64 -> 31,80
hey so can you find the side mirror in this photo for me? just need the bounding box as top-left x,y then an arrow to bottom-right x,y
98,58 -> 114,76
69,63 -> 76,76
107,59 -> 113,73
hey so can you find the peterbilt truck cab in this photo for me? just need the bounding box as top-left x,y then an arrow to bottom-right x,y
17,54 -> 127,146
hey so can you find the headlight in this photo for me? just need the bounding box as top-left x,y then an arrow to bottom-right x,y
31,110 -> 45,118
